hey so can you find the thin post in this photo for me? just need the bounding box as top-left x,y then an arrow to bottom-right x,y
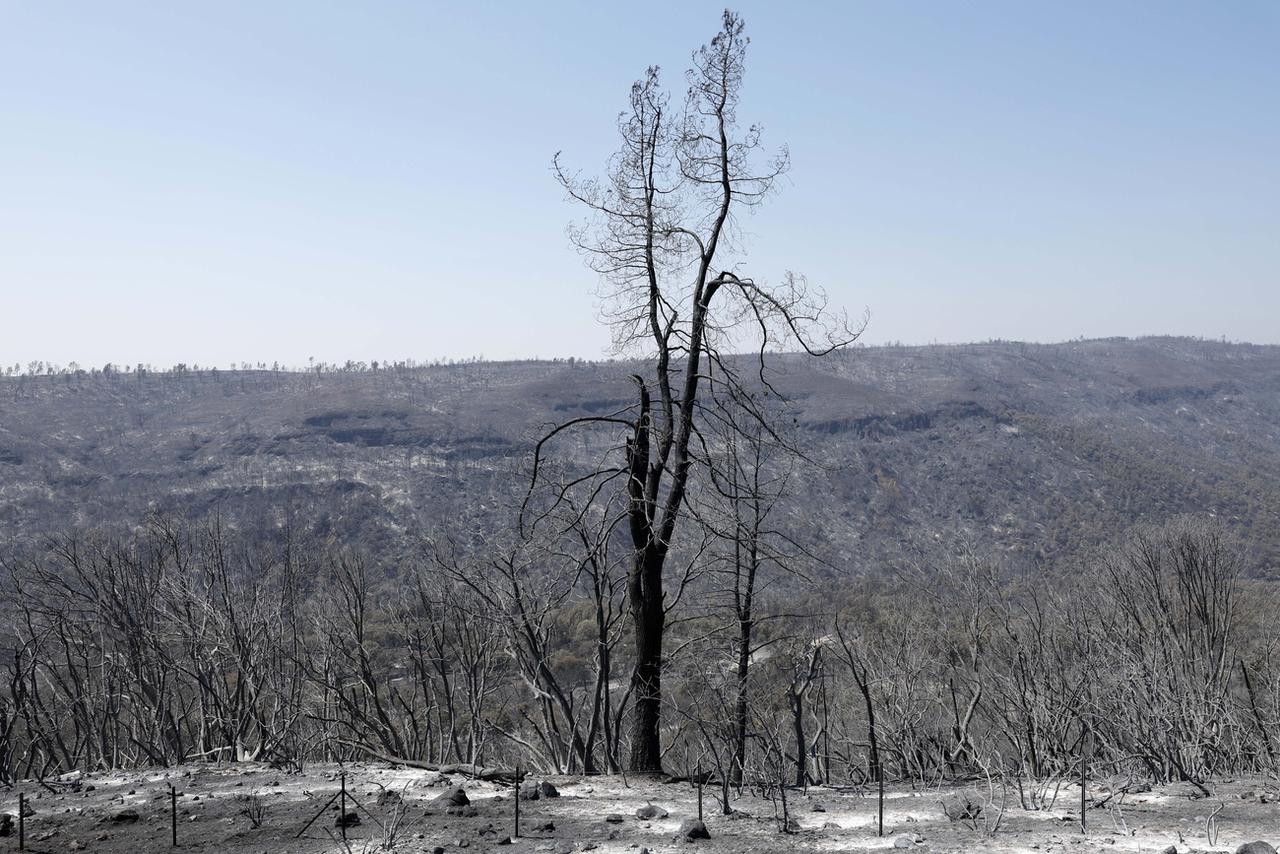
877,762 -> 884,837
513,763 -> 520,839
696,764 -> 703,822
340,772 -> 348,843
1080,723 -> 1088,834
170,783 -> 178,846
18,792 -> 24,851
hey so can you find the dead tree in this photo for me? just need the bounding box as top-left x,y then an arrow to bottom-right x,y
834,622 -> 885,835
532,9 -> 859,773
690,407 -> 814,788
785,638 -> 823,788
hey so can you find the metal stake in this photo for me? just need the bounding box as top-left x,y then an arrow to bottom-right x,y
513,763 -> 521,839
877,764 -> 884,838
18,792 -> 24,851
340,772 -> 348,843
1080,723 -> 1088,835
170,783 -> 178,846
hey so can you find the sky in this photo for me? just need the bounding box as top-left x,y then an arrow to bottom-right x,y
2,1 -> 1277,368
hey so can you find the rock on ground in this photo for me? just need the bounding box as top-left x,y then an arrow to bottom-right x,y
1236,843 -> 1278,854
433,786 -> 469,807
677,818 -> 710,840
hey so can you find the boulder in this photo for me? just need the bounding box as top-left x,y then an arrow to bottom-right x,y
677,818 -> 710,840
1235,844 -> 1278,854
110,809 -> 140,824
0,814 -> 13,837
519,780 -> 560,801
636,803 -> 669,820
434,786 -> 470,807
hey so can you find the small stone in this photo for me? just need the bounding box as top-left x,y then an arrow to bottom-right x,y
605,813 -> 625,823
334,812 -> 361,828
0,814 -> 13,837
69,841 -> 85,851
1161,846 -> 1178,854
894,836 -> 913,849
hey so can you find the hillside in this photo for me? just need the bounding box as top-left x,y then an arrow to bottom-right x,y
2,336 -> 1279,575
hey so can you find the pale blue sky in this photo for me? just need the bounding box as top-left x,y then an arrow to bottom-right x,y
2,1 -> 1277,367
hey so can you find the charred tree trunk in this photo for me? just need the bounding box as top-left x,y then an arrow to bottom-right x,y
628,549 -> 665,773
626,382 -> 666,774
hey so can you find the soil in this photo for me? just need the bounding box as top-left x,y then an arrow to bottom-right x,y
2,764 -> 1277,854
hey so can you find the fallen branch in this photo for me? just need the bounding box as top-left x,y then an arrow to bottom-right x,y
337,742 -> 520,783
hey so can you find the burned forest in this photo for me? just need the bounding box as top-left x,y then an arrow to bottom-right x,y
2,7 -> 1278,854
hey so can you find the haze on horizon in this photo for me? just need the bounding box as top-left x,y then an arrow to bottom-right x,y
2,1 -> 1277,369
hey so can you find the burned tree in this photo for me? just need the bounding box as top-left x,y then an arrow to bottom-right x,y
530,11 -> 859,773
